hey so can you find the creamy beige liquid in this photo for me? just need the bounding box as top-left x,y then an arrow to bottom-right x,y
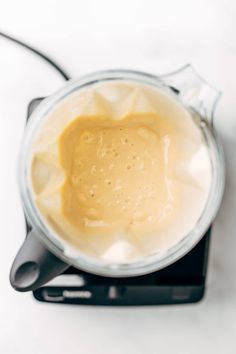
30,81 -> 211,263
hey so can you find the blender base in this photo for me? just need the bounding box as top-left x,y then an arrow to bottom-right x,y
28,98 -> 211,306
33,230 -> 210,305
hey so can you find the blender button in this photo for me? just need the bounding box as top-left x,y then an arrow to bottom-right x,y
107,286 -> 125,299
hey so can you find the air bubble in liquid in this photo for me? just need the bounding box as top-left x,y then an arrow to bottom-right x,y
81,131 -> 94,144
90,191 -> 95,197
138,163 -> 144,170
79,193 -> 87,203
91,165 -> 97,174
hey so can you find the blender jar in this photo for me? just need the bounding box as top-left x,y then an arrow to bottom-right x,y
11,65 -> 225,291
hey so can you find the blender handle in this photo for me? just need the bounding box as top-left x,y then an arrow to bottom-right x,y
10,230 -> 69,292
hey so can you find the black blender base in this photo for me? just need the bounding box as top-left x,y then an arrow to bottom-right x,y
33,286 -> 205,306
33,229 -> 210,306
28,98 -> 210,306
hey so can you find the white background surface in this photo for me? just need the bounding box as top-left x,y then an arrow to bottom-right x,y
0,0 -> 236,353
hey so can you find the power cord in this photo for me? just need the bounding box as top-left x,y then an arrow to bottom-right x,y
0,31 -> 71,81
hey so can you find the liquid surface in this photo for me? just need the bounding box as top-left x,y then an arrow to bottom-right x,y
60,115 -> 178,238
30,81 -> 211,263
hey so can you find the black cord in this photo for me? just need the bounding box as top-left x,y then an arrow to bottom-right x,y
0,31 -> 71,81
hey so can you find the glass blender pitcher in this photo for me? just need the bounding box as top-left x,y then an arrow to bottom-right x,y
10,64 -> 225,292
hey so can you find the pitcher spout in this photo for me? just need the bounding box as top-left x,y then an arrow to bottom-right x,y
161,64 -> 221,125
